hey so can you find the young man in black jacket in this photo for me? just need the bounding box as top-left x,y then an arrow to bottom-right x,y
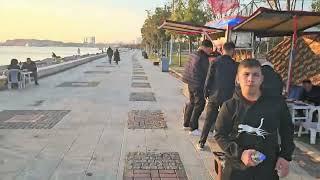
198,42 -> 238,150
214,59 -> 295,180
182,40 -> 213,136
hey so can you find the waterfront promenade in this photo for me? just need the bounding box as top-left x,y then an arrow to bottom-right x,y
0,50 -> 317,180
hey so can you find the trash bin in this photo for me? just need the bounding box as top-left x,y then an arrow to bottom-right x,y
160,57 -> 169,72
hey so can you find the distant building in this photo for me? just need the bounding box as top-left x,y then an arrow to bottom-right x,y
83,36 -> 96,46
135,37 -> 142,44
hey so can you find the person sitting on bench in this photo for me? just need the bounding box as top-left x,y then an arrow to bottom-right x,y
22,58 -> 39,85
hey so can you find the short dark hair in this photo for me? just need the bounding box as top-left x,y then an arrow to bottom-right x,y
27,58 -> 31,61
201,39 -> 213,48
223,42 -> 236,51
302,79 -> 312,84
10,59 -> 18,65
238,59 -> 261,73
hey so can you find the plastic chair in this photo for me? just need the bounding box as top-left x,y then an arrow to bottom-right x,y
7,69 -> 24,89
298,106 -> 320,144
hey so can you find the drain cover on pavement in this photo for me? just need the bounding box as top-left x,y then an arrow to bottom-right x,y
84,71 -> 111,74
123,152 -> 188,179
129,92 -> 156,101
57,81 -> 100,87
128,110 -> 166,129
132,76 -> 148,80
0,110 -> 70,129
131,82 -> 151,88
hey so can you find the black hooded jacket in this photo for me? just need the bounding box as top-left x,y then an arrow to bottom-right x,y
204,55 -> 238,103
214,89 -> 295,180
261,63 -> 283,97
107,48 -> 113,57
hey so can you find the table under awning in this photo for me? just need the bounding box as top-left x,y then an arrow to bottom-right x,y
233,7 -> 320,37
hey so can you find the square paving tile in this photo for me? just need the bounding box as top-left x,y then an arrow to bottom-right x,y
101,62 -> 115,65
132,76 -> 148,80
128,110 -> 166,129
56,81 -> 100,87
129,92 -> 156,101
96,65 -> 115,67
0,110 -> 70,129
133,67 -> 143,69
133,68 -> 144,71
131,82 -> 151,88
133,72 -> 145,75
84,71 -> 111,74
123,152 -> 188,179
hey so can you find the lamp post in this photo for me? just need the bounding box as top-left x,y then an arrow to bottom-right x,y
169,0 -> 175,65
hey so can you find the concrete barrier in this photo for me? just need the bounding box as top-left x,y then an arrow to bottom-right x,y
37,54 -> 106,78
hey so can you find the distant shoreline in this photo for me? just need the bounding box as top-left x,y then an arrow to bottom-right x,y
0,38 -> 119,48
0,45 -> 99,48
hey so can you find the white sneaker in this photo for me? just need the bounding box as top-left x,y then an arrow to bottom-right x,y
183,126 -> 191,131
189,129 -> 202,136
208,131 -> 214,137
197,142 -> 205,151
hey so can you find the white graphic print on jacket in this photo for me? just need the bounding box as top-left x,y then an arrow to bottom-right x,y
238,118 -> 270,139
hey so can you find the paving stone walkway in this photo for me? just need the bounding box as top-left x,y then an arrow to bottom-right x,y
0,50 -> 316,180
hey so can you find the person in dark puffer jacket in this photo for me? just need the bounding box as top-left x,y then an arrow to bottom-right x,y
214,59 -> 295,180
182,40 -> 213,136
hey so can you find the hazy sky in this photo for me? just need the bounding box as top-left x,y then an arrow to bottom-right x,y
0,0 -> 313,43
0,0 -> 167,43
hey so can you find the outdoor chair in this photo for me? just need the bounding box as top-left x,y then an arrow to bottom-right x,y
298,106 -> 320,144
7,69 -> 24,89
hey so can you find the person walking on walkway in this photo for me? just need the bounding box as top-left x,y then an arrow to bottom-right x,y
182,40 -> 213,136
113,49 -> 120,65
107,47 -> 113,64
214,59 -> 295,180
22,58 -> 39,85
198,42 -> 238,150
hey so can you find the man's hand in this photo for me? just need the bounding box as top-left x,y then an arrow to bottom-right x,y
241,149 -> 256,167
275,157 -> 290,178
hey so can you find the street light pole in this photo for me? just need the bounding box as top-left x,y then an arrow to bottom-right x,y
169,0 -> 175,65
